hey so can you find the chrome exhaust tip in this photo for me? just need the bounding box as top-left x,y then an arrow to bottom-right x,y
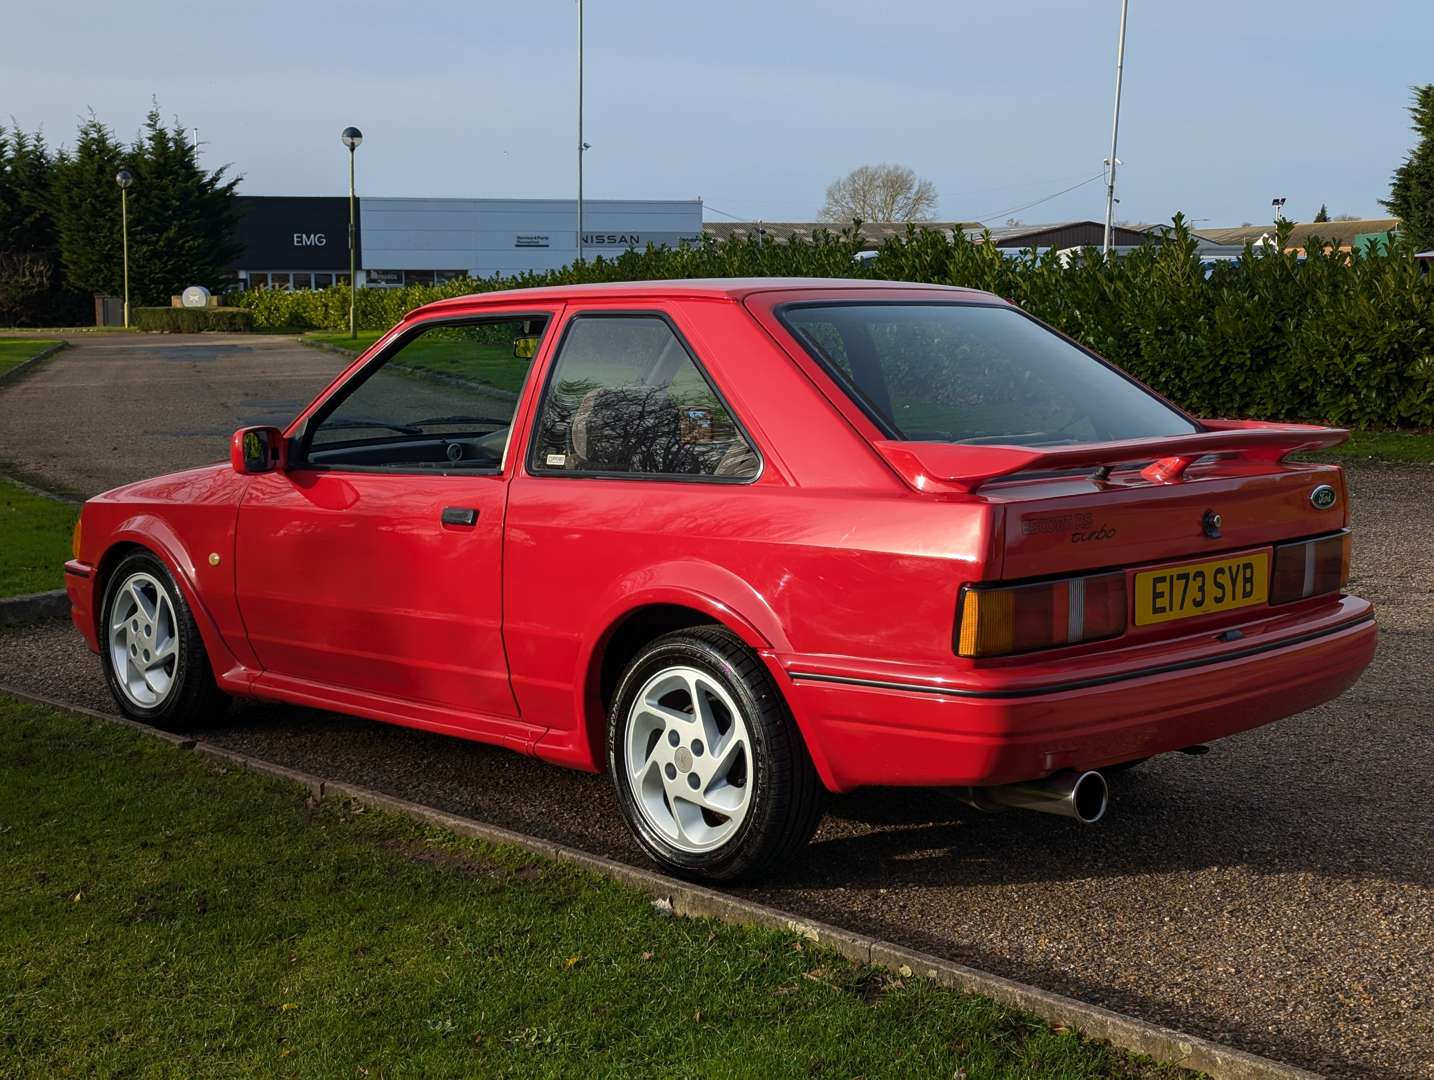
959,769 -> 1109,825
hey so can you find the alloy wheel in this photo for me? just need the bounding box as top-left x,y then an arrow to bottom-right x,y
623,664 -> 753,854
108,571 -> 179,709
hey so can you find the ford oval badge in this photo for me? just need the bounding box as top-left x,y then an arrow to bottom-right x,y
1310,484 -> 1338,510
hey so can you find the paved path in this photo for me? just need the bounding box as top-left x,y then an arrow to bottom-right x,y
2,333 -> 1431,1077
0,334 -> 345,496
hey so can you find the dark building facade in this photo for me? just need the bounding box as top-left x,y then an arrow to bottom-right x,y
230,196 -> 358,291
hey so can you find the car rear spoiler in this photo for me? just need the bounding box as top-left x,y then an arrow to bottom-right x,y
872,420 -> 1349,494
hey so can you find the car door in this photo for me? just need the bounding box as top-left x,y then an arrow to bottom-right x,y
234,309 -> 559,732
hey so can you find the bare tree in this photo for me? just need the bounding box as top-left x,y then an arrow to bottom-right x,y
819,164 -> 938,223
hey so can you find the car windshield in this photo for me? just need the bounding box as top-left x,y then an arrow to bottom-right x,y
780,302 -> 1198,446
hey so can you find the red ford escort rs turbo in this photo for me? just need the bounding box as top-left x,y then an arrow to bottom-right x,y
65,279 -> 1375,880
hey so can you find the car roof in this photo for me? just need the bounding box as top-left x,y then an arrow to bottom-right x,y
410,277 -> 996,318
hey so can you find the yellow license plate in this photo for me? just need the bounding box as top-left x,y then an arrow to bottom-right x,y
1133,552 -> 1269,626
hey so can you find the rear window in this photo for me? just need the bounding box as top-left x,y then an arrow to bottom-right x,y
780,302 -> 1197,446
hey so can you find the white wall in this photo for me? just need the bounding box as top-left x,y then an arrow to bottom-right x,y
359,197 -> 702,279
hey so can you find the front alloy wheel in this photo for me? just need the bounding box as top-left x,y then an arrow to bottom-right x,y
108,571 -> 179,708
99,551 -> 227,730
609,627 -> 824,882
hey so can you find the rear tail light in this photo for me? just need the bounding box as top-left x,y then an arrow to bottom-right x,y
1270,531 -> 1350,604
956,571 -> 1127,658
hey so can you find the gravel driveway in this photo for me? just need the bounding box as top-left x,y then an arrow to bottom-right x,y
3,335 -> 1431,1078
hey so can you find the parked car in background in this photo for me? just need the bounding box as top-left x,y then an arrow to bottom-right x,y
65,279 -> 1375,880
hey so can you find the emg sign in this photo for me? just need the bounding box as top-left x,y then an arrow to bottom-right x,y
231,196 -> 355,271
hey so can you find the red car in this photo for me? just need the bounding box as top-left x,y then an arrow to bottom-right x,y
66,279 -> 1375,880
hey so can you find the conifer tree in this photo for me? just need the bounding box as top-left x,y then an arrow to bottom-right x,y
124,106 -> 242,303
50,105 -> 242,306
0,126 -> 84,324
50,115 -> 127,297
1383,85 -> 1434,249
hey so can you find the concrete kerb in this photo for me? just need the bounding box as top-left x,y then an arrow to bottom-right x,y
297,337 -> 366,361
0,341 -> 68,389
0,590 -> 70,627
0,681 -> 1321,1080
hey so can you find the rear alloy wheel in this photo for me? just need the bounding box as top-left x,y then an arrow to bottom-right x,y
609,627 -> 824,882
100,551 -> 227,730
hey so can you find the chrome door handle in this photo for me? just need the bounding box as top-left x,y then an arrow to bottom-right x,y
441,507 -> 478,526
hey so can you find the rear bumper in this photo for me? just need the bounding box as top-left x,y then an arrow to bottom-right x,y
65,560 -> 100,654
780,598 -> 1376,792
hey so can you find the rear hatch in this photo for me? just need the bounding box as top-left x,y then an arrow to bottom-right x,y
874,423 -> 1351,645
989,458 -> 1346,581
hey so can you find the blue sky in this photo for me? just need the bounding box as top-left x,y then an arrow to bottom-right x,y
4,0 -> 1430,226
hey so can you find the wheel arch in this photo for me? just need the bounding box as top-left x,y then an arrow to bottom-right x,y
563,576 -> 834,790
92,518 -> 239,679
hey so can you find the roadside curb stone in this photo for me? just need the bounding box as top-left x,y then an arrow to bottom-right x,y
0,341 -> 67,388
0,680 -> 1325,1080
0,589 -> 69,627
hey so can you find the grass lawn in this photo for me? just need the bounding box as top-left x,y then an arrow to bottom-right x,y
304,329 -> 384,355
0,697 -> 1190,1080
304,331 -> 529,394
1305,429 -> 1434,466
0,339 -> 63,378
0,478 -> 77,597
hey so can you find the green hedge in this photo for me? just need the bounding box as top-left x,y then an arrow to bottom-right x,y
230,217 -> 1434,428
131,306 -> 255,333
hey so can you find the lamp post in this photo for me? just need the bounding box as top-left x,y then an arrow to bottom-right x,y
341,126 -> 363,339
115,168 -> 134,328
1102,0 -> 1130,255
576,0 -> 585,265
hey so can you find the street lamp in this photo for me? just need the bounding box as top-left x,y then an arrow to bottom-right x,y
1102,0 -> 1130,255
576,0 -> 585,264
341,126 -> 363,339
115,168 -> 134,328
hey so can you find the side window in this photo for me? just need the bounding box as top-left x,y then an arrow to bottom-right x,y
305,316 -> 548,471
530,315 -> 759,481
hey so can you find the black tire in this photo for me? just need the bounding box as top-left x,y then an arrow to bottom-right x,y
99,550 -> 228,731
607,626 -> 824,882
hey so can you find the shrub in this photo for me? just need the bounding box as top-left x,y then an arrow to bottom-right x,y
131,306 -> 255,333
228,218 -> 1434,428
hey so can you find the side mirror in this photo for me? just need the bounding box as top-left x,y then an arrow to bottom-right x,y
230,426 -> 284,474
512,335 -> 540,360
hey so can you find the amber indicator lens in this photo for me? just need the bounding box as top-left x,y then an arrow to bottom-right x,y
1270,532 -> 1350,605
957,571 -> 1127,658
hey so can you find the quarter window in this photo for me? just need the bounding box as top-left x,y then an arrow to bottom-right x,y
530,315 -> 758,480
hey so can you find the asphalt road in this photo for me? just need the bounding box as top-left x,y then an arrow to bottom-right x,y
0,334 -> 347,496
2,335 -> 1431,1078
